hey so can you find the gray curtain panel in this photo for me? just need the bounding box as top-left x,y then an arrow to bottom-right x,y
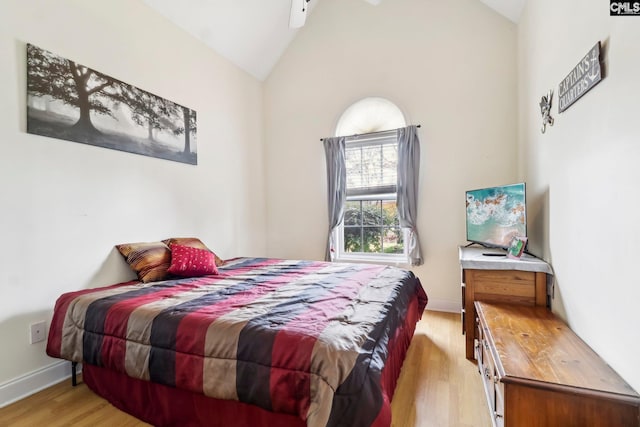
323,137 -> 346,261
397,125 -> 423,266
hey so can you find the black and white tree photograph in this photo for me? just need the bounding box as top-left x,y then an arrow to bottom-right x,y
27,44 -> 197,165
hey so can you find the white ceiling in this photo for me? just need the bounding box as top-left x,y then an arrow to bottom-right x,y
478,0 -> 525,23
143,0 -> 525,81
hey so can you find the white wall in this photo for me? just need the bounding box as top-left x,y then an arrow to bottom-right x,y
0,0 -> 266,397
518,0 -> 640,392
264,0 -> 518,311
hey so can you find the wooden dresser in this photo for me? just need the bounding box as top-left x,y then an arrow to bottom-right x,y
475,301 -> 640,427
459,246 -> 552,359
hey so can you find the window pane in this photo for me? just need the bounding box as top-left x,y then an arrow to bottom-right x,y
382,200 -> 399,226
345,140 -> 398,196
362,200 -> 382,225
335,97 -> 406,137
362,146 -> 382,187
383,227 -> 404,254
344,201 -> 361,226
362,227 -> 382,253
342,198 -> 404,255
344,226 -> 362,252
381,144 -> 397,185
345,149 -> 362,189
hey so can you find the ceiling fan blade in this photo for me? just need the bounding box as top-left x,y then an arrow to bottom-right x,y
289,0 -> 307,28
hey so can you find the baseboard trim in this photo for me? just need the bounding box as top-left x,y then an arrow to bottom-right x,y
0,361 -> 78,408
425,298 -> 460,313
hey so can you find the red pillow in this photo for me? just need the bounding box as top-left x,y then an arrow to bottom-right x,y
162,237 -> 225,266
167,244 -> 219,277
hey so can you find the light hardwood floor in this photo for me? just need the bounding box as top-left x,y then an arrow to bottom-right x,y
390,311 -> 492,427
0,311 -> 491,427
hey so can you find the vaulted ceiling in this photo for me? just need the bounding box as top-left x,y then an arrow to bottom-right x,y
143,0 -> 525,81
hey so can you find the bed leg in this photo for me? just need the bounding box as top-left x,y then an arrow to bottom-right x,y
71,362 -> 77,386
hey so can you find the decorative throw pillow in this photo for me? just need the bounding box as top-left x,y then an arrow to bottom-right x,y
167,244 -> 219,277
116,241 -> 171,283
162,237 -> 225,266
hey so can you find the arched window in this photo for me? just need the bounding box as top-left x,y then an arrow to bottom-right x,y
333,97 -> 409,263
336,97 -> 406,136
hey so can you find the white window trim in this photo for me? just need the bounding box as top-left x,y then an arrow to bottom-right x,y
331,131 -> 410,265
332,225 -> 410,265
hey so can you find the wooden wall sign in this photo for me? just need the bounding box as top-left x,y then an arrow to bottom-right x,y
558,42 -> 602,113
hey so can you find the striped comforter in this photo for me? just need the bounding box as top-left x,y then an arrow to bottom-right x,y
47,257 -> 427,427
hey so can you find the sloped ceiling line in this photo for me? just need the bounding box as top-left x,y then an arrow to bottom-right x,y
143,0 -> 524,81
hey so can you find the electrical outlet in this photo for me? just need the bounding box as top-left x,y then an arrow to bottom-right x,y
30,321 -> 46,344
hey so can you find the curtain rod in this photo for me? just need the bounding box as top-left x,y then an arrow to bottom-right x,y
320,124 -> 420,141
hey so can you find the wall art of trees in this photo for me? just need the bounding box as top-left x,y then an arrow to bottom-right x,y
26,44 -> 197,165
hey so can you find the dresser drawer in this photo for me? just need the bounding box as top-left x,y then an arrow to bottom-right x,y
468,269 -> 536,305
477,314 -> 505,427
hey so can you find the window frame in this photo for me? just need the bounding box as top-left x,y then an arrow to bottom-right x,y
334,219 -> 410,265
332,131 -> 410,265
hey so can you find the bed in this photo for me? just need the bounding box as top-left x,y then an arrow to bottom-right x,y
47,256 -> 427,427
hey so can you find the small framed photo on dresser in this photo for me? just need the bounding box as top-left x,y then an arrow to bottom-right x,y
507,236 -> 527,259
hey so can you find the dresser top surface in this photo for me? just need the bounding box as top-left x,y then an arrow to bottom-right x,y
459,246 -> 553,274
475,301 -> 639,400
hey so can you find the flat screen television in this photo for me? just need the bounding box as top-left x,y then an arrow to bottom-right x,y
465,183 -> 526,250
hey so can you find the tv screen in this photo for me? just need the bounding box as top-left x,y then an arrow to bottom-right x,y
465,183 -> 526,249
